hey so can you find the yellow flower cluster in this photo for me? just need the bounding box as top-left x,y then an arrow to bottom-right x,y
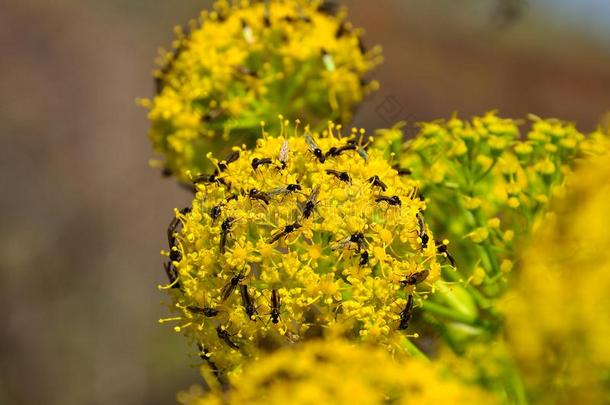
503,156 -> 610,404
161,120 -> 443,373
178,338 -> 494,404
398,112 -> 609,289
140,0 -> 382,182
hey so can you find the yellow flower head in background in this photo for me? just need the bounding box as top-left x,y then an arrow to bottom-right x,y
160,120 -> 444,373
140,0 -> 382,182
178,338 -> 494,405
397,112 -> 608,289
503,156 -> 610,404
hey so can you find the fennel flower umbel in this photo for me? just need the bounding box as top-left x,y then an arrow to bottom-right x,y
160,120 -> 445,374
396,112 -> 608,292
140,0 -> 381,182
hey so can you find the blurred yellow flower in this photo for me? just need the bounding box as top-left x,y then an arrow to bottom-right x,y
503,156 -> 610,404
178,338 -> 495,405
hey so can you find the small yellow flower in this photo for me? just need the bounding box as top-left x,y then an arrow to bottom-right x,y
467,227 -> 489,244
499,259 -> 512,274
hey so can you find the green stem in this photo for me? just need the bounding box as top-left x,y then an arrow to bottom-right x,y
506,361 -> 529,405
442,268 -> 493,310
398,335 -> 429,362
421,301 -> 477,325
474,158 -> 498,183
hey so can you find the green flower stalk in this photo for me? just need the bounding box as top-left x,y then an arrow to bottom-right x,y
503,156 -> 610,404
160,119 -> 446,374
178,338 -> 494,404
140,0 -> 382,182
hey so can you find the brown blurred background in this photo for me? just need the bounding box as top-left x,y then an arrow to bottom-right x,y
1,1 -> 608,404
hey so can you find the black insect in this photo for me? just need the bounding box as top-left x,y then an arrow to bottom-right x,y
270,289 -> 281,324
220,270 -> 246,302
218,150 -> 240,172
317,0 -> 338,16
163,262 -> 180,289
359,251 -> 369,266
192,172 -> 225,185
305,133 -> 325,163
252,157 -> 273,170
268,183 -> 302,198
235,65 -> 259,78
269,222 -> 302,244
201,109 -> 223,123
301,185 -> 320,219
197,343 -> 221,379
240,285 -> 257,320
350,232 -> 366,252
219,217 -> 236,254
167,206 -> 192,248
279,140 -> 290,169
392,164 -> 412,176
155,30 -> 189,94
325,144 -> 356,158
210,195 -> 238,224
187,306 -> 219,317
398,294 -> 414,330
248,188 -> 270,205
300,14 -> 312,23
169,249 -> 182,262
167,217 -> 180,247
375,195 -> 402,207
178,206 -> 192,215
262,5 -> 271,27
416,212 -> 429,249
216,326 -> 240,350
357,36 -> 367,55
333,232 -> 366,252
400,270 -> 430,287
325,169 -> 351,184
210,205 -> 223,223
345,136 -> 369,162
167,206 -> 191,262
436,240 -> 456,267
335,22 -> 348,38
368,175 -> 388,192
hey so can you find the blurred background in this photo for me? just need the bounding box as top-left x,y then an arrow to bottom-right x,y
1,0 -> 609,403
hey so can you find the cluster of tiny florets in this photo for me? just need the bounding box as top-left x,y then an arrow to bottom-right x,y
160,120 -> 446,373
398,112 -> 609,288
177,338 -> 494,404
140,0 -> 382,182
